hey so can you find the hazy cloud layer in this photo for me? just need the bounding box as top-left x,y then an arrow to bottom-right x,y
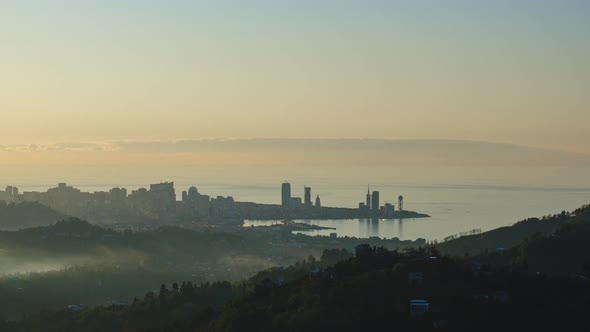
1,139 -> 589,167
1,142 -> 117,153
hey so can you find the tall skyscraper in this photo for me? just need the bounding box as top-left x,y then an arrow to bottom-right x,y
372,191 -> 380,213
315,195 -> 321,208
281,182 -> 291,206
109,187 -> 127,208
304,187 -> 312,207
366,185 -> 371,211
149,182 -> 176,221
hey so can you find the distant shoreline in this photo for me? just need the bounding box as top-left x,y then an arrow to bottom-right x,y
233,201 -> 430,221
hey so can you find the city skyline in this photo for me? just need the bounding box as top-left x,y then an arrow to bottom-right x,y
1,181 -> 405,211
0,180 -> 423,233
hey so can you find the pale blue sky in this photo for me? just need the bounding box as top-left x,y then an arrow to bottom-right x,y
1,0 -> 589,152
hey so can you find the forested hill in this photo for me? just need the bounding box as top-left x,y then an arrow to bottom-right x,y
436,204 -> 590,256
2,206 -> 590,330
5,244 -> 590,332
0,202 -> 67,230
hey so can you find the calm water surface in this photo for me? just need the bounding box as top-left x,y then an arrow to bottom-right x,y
244,185 -> 590,241
5,166 -> 590,241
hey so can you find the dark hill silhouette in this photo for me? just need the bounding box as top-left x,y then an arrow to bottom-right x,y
5,243 -> 590,332
3,205 -> 590,331
436,205 -> 590,256
0,202 -> 67,230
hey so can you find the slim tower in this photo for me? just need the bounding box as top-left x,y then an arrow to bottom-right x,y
365,185 -> 371,211
398,195 -> 404,212
304,187 -> 312,207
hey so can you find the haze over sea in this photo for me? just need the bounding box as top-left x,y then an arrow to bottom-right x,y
3,140 -> 589,242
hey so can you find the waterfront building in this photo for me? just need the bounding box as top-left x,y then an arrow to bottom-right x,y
366,186 -> 371,211
281,182 -> 291,206
290,197 -> 302,208
315,195 -> 321,208
304,187 -> 312,207
384,203 -> 395,218
372,191 -> 380,213
209,195 -> 234,217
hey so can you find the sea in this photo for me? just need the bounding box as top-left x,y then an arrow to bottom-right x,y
2,165 -> 589,241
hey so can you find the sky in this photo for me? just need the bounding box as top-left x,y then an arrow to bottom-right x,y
1,0 -> 589,158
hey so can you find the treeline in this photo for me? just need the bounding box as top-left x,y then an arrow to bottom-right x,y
8,241 -> 590,332
0,249 -> 354,332
0,266 -> 201,321
517,205 -> 590,275
441,229 -> 482,242
143,241 -> 590,332
3,205 -> 590,330
436,204 -> 590,256
0,217 -> 422,320
1,280 -> 237,332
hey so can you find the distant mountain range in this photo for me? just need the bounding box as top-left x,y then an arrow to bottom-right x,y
5,139 -> 587,167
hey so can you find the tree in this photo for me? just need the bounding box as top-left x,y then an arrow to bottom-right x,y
144,291 -> 155,302
159,284 -> 168,305
320,249 -> 353,267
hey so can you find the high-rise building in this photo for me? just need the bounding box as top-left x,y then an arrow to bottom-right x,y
304,187 -> 312,207
366,186 -> 371,211
281,182 -> 291,206
149,182 -> 176,221
315,195 -> 321,208
183,186 -> 211,216
109,187 -> 127,207
188,187 -> 199,200
384,203 -> 395,218
290,197 -> 302,207
372,191 -> 380,213
149,182 -> 175,200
